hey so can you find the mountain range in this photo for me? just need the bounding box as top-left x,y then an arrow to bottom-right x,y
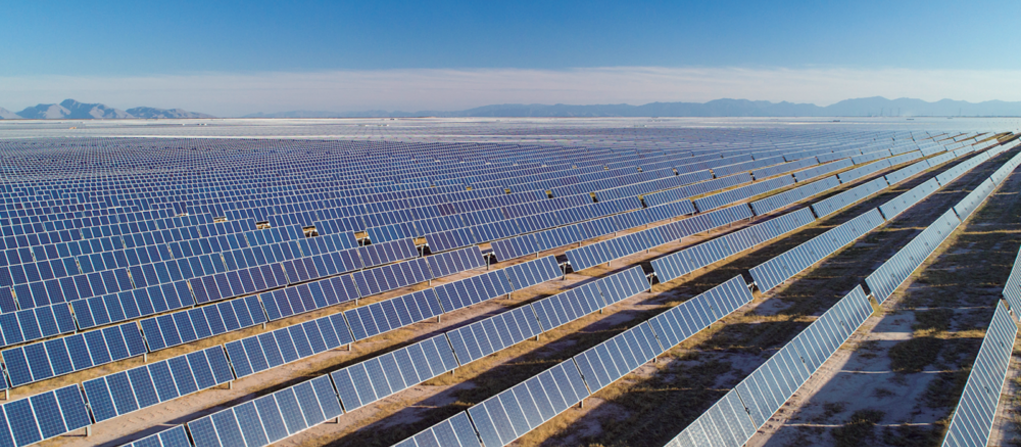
1,99 -> 213,119
5,97 -> 1021,119
245,97 -> 1021,118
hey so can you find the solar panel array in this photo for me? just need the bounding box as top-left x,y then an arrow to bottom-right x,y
389,135 -> 1007,447
953,178 -> 997,222
941,303 -> 1016,447
657,139 -> 1021,447
792,158 -> 853,182
0,128 -> 998,446
836,158 -> 893,184
186,374 -> 343,447
883,159 -> 931,185
751,156 -> 818,179
393,412 -> 482,447
140,295 -> 266,351
225,310 -> 355,379
0,304 -> 77,349
878,175 -> 939,220
330,334 -> 457,414
491,199 -> 698,262
935,151 -> 991,187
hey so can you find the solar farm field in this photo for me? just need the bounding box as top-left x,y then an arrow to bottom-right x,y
1,118 -> 1021,447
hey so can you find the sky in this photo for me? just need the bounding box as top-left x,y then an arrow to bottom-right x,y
3,0 -> 1020,116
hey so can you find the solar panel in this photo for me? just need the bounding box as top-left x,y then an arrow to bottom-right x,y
225,310 -> 354,379
446,306 -> 542,366
750,208 -> 885,292
663,285 -> 872,447
941,303 -> 1016,447
331,334 -> 455,414
0,384 -> 90,447
3,321 -> 144,387
83,346 -> 233,422
808,176 -> 890,218
865,209 -> 961,303
503,256 -> 561,291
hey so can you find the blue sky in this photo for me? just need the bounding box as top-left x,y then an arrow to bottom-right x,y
3,0 -> 1020,115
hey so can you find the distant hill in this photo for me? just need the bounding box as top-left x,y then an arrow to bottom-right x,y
248,97 -> 1021,118
1,99 -> 213,119
126,106 -> 214,119
7,97 -> 1021,120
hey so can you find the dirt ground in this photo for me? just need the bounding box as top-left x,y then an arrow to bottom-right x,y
34,149 -> 983,447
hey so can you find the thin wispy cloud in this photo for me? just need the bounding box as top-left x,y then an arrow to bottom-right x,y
4,67 -> 1021,117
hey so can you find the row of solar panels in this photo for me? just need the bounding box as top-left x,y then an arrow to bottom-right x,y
941,303 -> 1016,447
123,265 -> 653,447
565,204 -> 753,272
491,199 -> 696,262
423,196 -> 644,253
0,246 -> 487,388
750,209 -> 886,292
393,274 -> 753,447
